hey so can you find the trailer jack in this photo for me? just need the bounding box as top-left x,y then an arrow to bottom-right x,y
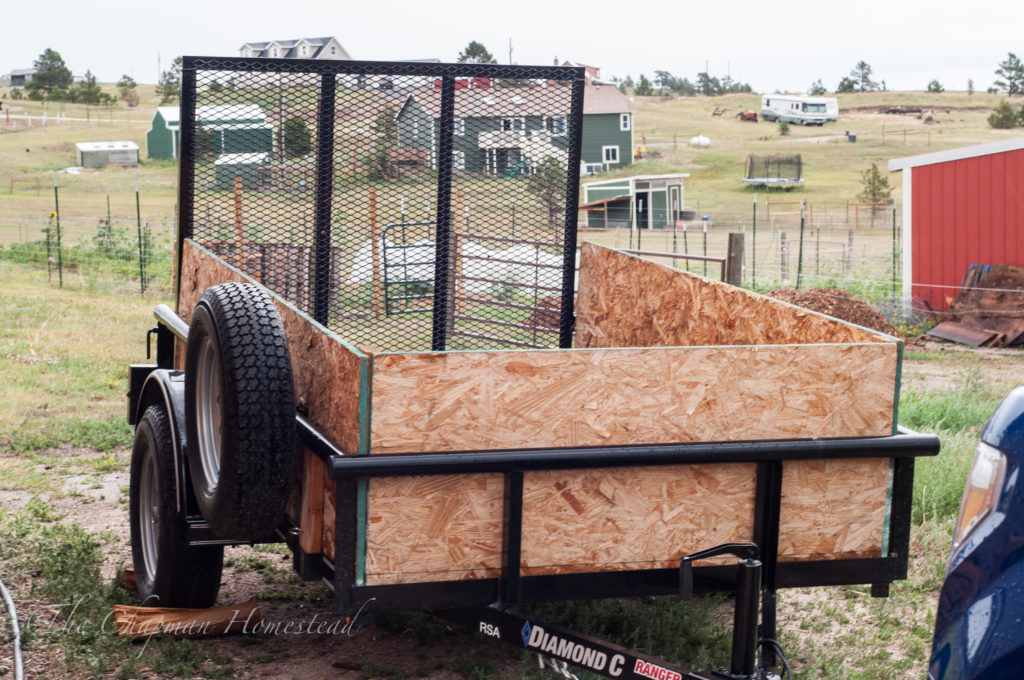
438,543 -> 787,680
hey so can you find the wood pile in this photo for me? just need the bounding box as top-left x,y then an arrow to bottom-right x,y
766,288 -> 898,336
927,264 -> 1024,346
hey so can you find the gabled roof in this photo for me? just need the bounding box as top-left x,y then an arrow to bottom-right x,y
154,105 -> 267,130
401,86 -> 572,118
889,137 -> 1024,172
583,84 -> 634,115
240,36 -> 350,59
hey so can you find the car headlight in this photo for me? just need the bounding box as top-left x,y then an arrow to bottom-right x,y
950,442 -> 1006,557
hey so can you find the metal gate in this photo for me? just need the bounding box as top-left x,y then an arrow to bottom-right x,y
177,56 -> 585,352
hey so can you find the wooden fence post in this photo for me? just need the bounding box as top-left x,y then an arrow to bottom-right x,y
726,233 -> 744,286
369,187 -> 385,320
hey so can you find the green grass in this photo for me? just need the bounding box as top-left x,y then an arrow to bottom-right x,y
0,261 -> 163,453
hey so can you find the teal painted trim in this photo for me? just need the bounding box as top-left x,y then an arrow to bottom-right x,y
185,239 -> 369,358
355,480 -> 368,586
893,340 -> 904,436
881,458 -> 894,557
354,354 -> 372,586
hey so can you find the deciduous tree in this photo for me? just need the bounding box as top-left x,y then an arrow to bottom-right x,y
457,41 -> 496,64
283,117 -> 312,157
809,79 -> 827,95
526,157 -> 566,229
927,79 -> 944,93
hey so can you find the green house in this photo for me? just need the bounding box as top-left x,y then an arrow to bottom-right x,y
146,105 -> 275,160
579,84 -> 635,175
395,87 -> 572,176
393,82 -> 635,177
580,174 -> 688,229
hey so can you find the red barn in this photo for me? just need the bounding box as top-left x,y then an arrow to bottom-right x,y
889,138 -> 1024,312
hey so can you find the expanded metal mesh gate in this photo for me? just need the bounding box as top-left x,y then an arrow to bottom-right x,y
177,57 -> 584,352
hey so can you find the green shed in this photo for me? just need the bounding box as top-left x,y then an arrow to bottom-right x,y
580,174 -> 688,229
147,105 -> 274,160
215,153 -> 269,189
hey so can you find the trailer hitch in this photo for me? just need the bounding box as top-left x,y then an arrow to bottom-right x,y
681,542 -> 765,680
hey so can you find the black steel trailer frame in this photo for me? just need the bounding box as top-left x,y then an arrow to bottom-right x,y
130,304 -> 939,679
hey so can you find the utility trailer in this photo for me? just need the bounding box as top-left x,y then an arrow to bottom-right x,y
127,57 -> 938,680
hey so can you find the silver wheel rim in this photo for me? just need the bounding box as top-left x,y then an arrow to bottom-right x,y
139,447 -> 159,579
195,335 -> 223,496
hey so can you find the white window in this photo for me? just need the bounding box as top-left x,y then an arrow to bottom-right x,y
272,48 -> 278,57
603,145 -> 619,163
454,118 -> 465,135
453,150 -> 466,170
301,45 -> 307,56
620,113 -> 631,131
330,45 -> 337,55
546,116 -> 566,135
502,117 -> 524,131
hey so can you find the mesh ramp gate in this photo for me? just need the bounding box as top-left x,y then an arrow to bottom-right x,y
178,57 -> 584,351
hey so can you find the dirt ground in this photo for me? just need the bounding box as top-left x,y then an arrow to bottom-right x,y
2,342 -> 1019,679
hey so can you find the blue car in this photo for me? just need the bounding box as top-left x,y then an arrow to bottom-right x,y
930,386 -> 1024,680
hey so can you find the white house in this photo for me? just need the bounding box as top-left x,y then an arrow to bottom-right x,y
240,37 -> 351,60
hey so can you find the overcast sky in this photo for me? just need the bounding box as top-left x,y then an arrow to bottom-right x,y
4,0 -> 1020,93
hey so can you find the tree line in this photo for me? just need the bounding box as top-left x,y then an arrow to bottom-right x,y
10,48 -> 142,107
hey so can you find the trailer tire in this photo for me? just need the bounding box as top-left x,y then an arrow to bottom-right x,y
131,405 -> 223,608
185,282 -> 296,540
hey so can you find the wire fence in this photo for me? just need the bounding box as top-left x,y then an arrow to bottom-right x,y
1,179 -> 917,323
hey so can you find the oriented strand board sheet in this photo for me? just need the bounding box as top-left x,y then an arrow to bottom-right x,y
778,458 -> 890,560
364,474 -> 505,585
364,460 -> 890,583
575,242 -> 891,349
369,343 -> 896,454
179,239 -> 366,455
520,464 -> 756,575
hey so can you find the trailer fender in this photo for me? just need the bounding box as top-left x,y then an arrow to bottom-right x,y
134,369 -> 189,514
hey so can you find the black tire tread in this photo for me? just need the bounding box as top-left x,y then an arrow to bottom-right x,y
185,282 -> 295,539
131,405 -> 223,608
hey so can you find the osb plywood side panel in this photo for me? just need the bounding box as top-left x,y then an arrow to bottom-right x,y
179,240 -> 364,455
520,464 -> 756,574
364,474 -> 505,585
369,344 -> 896,454
778,458 -> 890,560
576,242 -> 890,348
364,460 -> 891,583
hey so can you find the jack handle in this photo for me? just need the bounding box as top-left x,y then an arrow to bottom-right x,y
679,542 -> 759,601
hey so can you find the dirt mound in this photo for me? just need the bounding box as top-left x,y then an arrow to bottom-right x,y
768,288 -> 898,336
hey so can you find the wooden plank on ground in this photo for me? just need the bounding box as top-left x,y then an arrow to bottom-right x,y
575,241 -> 892,348
112,599 -> 260,639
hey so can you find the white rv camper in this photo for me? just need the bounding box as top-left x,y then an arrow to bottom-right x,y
761,95 -> 838,125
